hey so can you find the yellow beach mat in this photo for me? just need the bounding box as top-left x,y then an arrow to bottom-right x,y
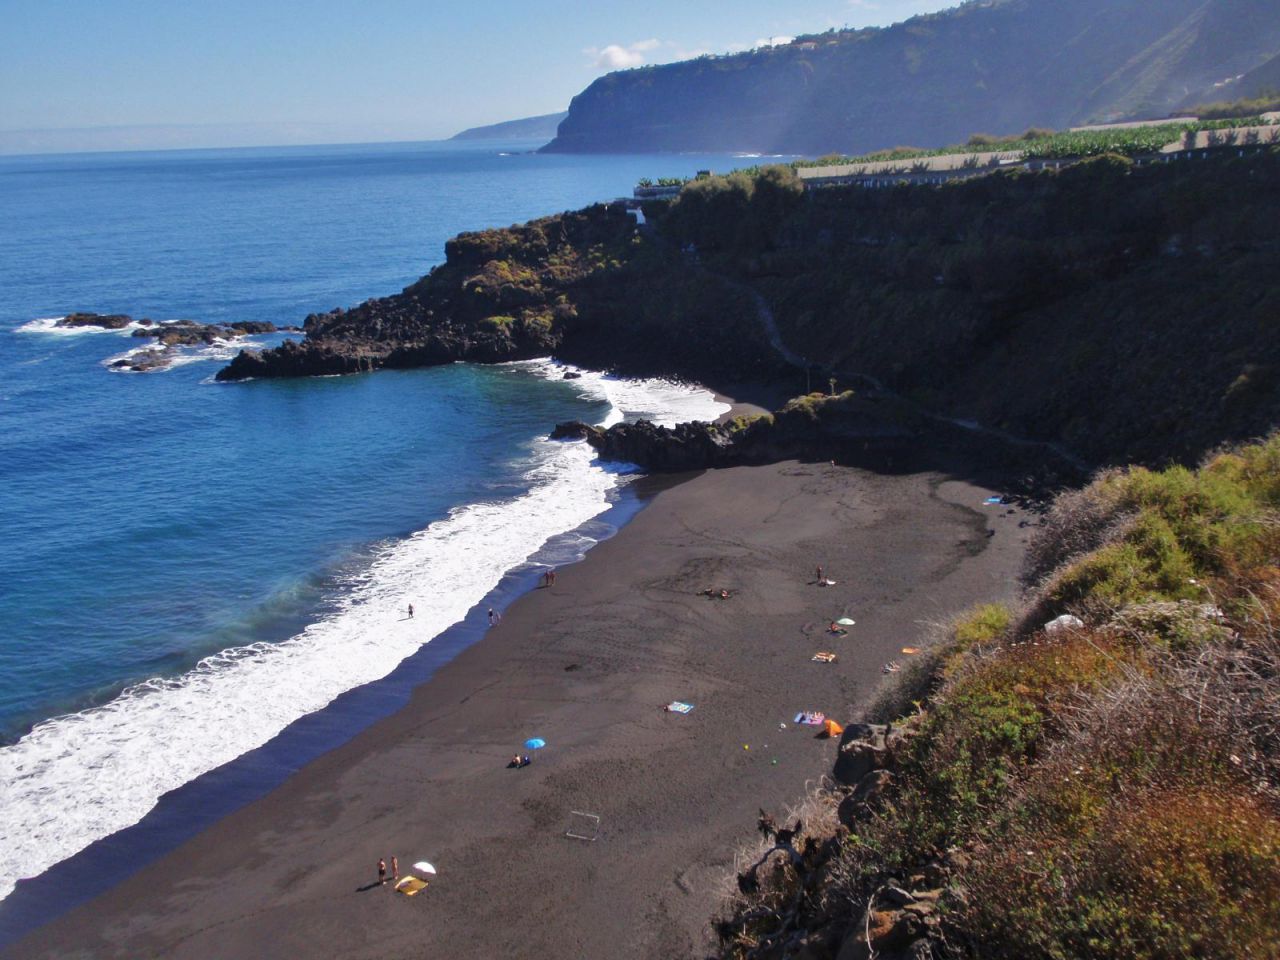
396,876 -> 430,896
811,652 -> 838,663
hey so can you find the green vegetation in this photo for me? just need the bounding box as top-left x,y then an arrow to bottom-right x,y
662,165 -> 804,253
1193,92 -> 1280,120
793,117 -> 1274,168
639,117 -> 1276,194
478,315 -> 515,333
716,435 -> 1280,959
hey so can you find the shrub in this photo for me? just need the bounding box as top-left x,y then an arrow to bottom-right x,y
888,633 -> 1125,856
865,603 -> 1013,724
966,785 -> 1280,960
520,313 -> 553,337
478,315 -> 515,333
1024,469 -> 1132,586
952,603 -> 1012,650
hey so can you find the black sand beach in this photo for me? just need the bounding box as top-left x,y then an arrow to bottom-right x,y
11,459 -> 1031,959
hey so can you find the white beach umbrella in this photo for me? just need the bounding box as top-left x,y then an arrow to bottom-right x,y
413,861 -> 437,875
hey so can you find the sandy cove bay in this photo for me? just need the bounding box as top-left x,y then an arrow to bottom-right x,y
9,453 -> 1031,959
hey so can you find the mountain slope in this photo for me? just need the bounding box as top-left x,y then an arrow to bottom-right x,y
542,0 -> 1280,156
450,111 -> 567,142
1191,50 -> 1280,107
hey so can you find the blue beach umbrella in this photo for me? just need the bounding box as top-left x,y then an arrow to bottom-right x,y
524,737 -> 546,750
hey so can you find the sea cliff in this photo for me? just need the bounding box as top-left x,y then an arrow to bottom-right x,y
220,148 -> 1280,471
540,0 -> 1280,156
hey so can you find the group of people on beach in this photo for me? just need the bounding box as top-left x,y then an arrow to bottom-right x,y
405,568 -> 552,632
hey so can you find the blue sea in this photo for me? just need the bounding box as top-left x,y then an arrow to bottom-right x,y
0,139 -> 746,905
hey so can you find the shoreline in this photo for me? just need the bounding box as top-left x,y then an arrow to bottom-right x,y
0,470 -> 677,946
8,449 -> 1032,959
0,359 -> 725,915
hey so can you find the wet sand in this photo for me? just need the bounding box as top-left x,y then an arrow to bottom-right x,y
11,459 -> 1030,959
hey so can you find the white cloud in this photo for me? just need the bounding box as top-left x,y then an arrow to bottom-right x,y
585,39 -> 661,71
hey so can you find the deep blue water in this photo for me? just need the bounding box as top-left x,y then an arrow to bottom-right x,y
0,139 -> 744,900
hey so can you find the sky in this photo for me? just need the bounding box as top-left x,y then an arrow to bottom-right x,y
0,0 -> 956,153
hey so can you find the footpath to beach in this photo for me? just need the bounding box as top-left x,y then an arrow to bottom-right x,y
12,458 -> 1031,959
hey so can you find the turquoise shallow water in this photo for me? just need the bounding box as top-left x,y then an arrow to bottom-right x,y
0,139 -> 744,902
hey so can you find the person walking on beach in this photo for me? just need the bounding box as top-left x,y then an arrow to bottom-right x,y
377,857 -> 387,885
545,567 -> 556,587
488,607 -> 500,626
407,603 -> 414,619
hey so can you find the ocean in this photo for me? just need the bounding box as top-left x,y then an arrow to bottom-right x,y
0,139 -> 750,910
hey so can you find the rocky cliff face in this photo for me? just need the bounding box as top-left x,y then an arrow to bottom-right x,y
217,202 -> 785,384
220,149 -> 1280,471
541,0 -> 1280,156
553,392 -> 1083,489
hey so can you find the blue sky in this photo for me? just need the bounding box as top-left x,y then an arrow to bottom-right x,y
0,0 -> 954,152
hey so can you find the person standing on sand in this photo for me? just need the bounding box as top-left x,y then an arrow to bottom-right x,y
378,858 -> 387,885
391,856 -> 399,881
816,565 -> 823,583
488,607 -> 500,626
547,567 -> 556,587
407,603 -> 414,619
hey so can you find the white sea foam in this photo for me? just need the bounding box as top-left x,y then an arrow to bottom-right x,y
512,359 -> 728,429
17,316 -> 149,337
0,368 -> 727,901
103,337 -> 245,373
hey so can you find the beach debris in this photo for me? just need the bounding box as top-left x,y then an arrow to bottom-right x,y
1044,613 -> 1085,635
795,711 -> 826,726
812,652 -> 838,663
664,701 -> 694,714
524,737 -> 547,750
882,661 -> 901,674
901,646 -> 920,655
565,811 -> 600,842
984,495 -> 1003,505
